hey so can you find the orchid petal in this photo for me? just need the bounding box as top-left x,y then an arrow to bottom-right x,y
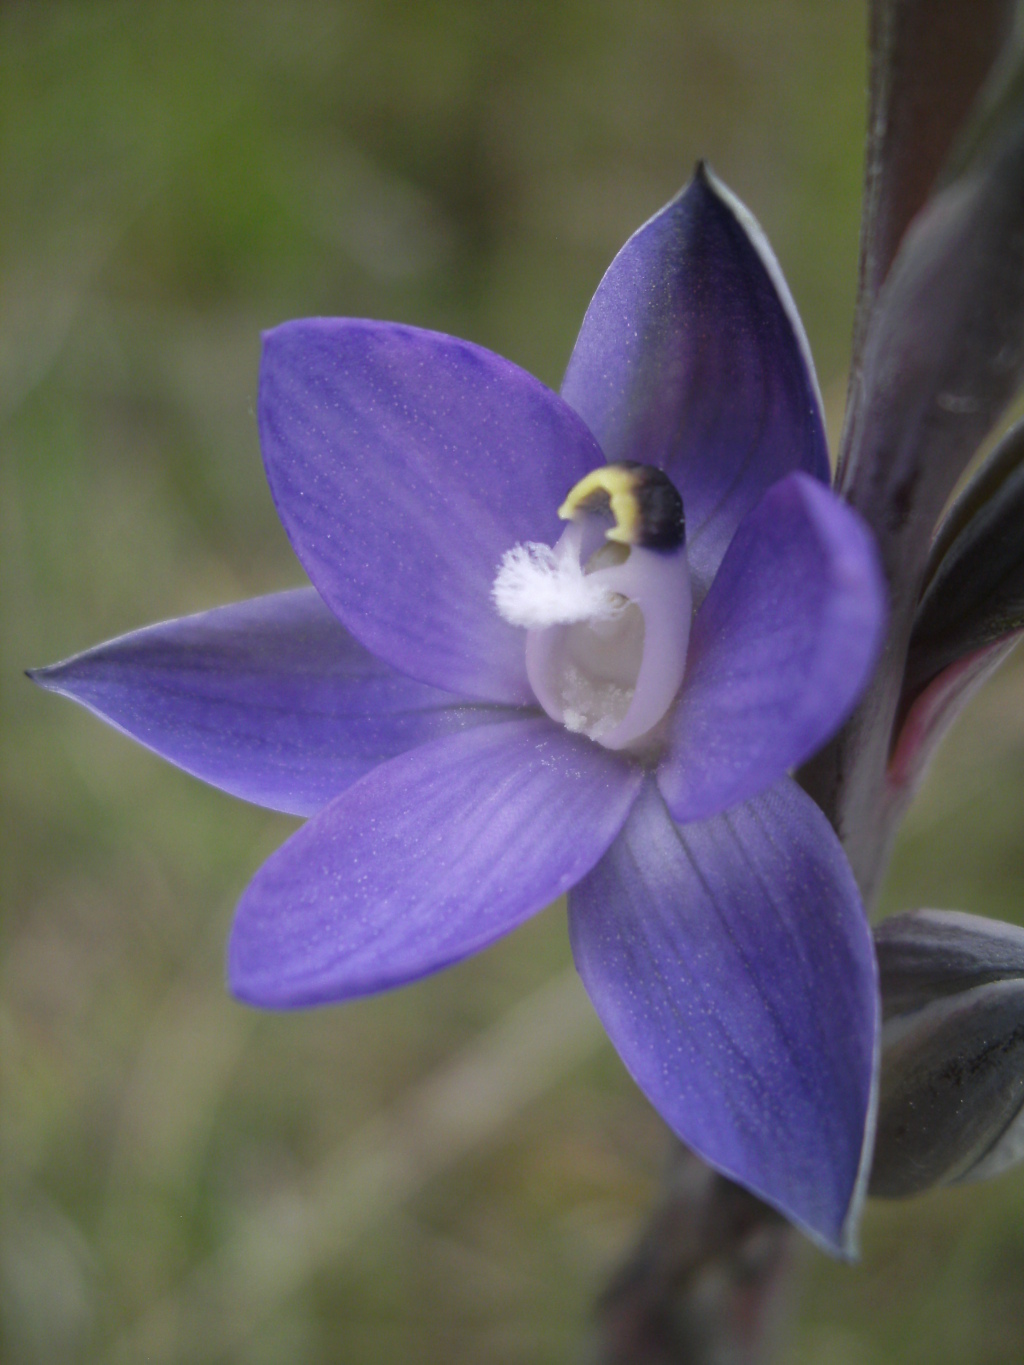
658,473 -> 885,823
230,717 -> 642,1008
561,165 -> 829,592
569,778 -> 878,1257
29,590 -> 518,817
259,319 -> 605,705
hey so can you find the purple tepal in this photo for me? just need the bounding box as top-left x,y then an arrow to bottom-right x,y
31,165 -> 886,1256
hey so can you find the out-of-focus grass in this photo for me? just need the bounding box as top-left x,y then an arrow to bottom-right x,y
3,3 -> 1023,1362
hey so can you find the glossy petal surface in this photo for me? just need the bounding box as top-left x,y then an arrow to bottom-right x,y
659,473 -> 885,823
230,716 -> 642,1007
561,166 -> 829,590
29,590 -> 518,817
260,319 -> 605,704
569,778 -> 877,1256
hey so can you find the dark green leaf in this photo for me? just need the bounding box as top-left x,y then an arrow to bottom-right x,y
871,978 -> 1024,1196
871,911 -> 1024,1198
876,908 -> 1024,1021
803,38 -> 1024,895
842,42 -> 1024,595
851,0 -> 1015,374
907,417 -> 1024,694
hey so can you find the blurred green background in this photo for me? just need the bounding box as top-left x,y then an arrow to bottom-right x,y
4,3 -> 1024,1362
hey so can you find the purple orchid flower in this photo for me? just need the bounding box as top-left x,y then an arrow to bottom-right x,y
32,166 -> 885,1256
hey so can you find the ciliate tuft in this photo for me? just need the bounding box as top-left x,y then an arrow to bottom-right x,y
491,541 -> 625,628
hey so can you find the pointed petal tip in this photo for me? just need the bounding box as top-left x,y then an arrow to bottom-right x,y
562,162 -> 829,593
693,1080 -> 872,1261
689,158 -> 715,194
27,591 -> 516,819
823,1212 -> 861,1264
763,1097 -> 872,1259
656,160 -> 714,217
25,660 -> 73,695
683,1143 -> 862,1261
743,1103 -> 871,1259
834,994 -> 880,1263
838,1231 -> 861,1264
571,779 -> 877,1259
757,1167 -> 861,1261
834,1147 -> 872,1263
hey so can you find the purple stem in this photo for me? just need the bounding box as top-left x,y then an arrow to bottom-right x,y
590,1146 -> 794,1365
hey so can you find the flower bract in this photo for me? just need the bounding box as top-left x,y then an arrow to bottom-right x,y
32,165 -> 886,1256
